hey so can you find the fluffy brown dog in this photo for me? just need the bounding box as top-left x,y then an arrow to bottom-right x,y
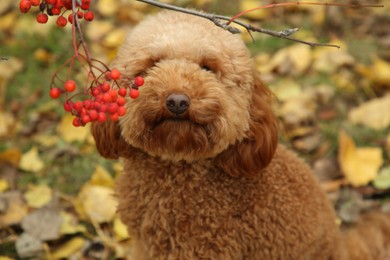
92,11 -> 390,259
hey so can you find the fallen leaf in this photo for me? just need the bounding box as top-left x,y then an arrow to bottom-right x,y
0,256 -> 14,260
51,237 -> 86,259
373,167 -> 390,190
0,179 -> 9,192
89,165 -> 115,188
338,131 -> 383,187
0,148 -> 21,167
357,57 -> 390,85
0,111 -> 16,138
103,28 -> 126,49
113,217 -> 129,241
312,40 -> 354,73
270,79 -> 302,102
24,184 -> 53,208
57,115 -> 90,143
19,147 -> 44,173
21,208 -> 63,241
97,0 -> 119,17
15,233 -> 44,259
76,184 -> 117,223
348,94 -> 390,130
269,44 -> 312,75
239,0 -> 267,20
0,191 -> 28,227
59,211 -> 87,235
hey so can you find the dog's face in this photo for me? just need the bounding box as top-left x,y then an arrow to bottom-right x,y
92,11 -> 278,176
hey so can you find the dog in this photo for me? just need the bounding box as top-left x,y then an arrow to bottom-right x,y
92,10 -> 390,259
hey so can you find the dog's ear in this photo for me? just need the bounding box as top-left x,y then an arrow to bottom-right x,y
91,120 -> 133,159
215,72 -> 278,177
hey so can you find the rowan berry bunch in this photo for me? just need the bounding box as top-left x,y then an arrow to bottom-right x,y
50,69 -> 144,127
19,0 -> 94,27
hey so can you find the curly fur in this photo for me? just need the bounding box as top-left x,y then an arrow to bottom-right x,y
91,11 -> 390,259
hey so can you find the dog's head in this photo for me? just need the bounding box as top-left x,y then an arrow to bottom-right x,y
91,11 -> 278,177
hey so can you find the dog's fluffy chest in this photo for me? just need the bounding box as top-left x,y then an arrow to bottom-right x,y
117,158 -> 259,244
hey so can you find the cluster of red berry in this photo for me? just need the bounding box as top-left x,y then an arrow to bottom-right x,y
49,69 -> 144,127
19,0 -> 94,27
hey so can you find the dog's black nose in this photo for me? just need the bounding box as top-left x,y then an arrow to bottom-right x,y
166,93 -> 190,115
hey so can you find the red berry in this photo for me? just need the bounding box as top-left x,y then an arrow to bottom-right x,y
46,0 -> 56,4
99,104 -> 108,112
104,71 -> 112,81
64,100 -> 73,112
51,7 -> 61,15
103,93 -> 112,103
49,88 -> 61,99
101,82 -> 111,92
83,100 -> 92,109
72,118 -> 82,127
64,80 -> 76,92
19,0 -> 32,13
118,106 -> 126,116
118,88 -> 127,97
31,0 -> 40,6
129,89 -> 139,99
89,110 -> 99,121
56,16 -> 67,27
84,11 -> 94,21
68,13 -> 74,24
36,13 -> 49,24
73,101 -> 83,111
109,89 -> 118,100
117,97 -> 126,106
97,112 -> 107,123
81,115 -> 91,124
134,76 -> 144,87
110,113 -> 119,122
110,69 -> 121,80
77,11 -> 84,19
108,103 -> 119,114
91,87 -> 101,96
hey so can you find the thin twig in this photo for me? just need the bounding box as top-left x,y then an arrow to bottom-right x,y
135,0 -> 340,48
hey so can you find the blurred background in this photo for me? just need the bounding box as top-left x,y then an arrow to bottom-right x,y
0,0 -> 389,258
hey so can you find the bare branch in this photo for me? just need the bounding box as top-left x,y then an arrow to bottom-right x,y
135,0 -> 340,48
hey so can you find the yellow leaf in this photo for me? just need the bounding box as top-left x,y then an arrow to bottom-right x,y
57,115 -> 90,143
0,179 -> 9,192
269,44 -> 312,75
51,237 -> 86,259
24,184 -> 52,208
338,131 -> 383,187
103,28 -> 125,49
0,191 -> 28,227
89,166 -> 115,188
348,94 -> 390,130
76,184 -> 117,223
19,147 -> 44,173
0,111 -> 16,138
240,0 -> 267,20
0,148 -> 21,167
0,11 -> 17,32
113,217 -> 129,241
59,211 -> 86,235
357,58 -> 390,85
270,79 -> 302,102
312,40 -> 354,73
97,0 -> 119,17
33,134 -> 60,148
0,256 -> 14,260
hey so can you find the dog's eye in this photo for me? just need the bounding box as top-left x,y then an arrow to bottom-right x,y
201,65 -> 212,72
